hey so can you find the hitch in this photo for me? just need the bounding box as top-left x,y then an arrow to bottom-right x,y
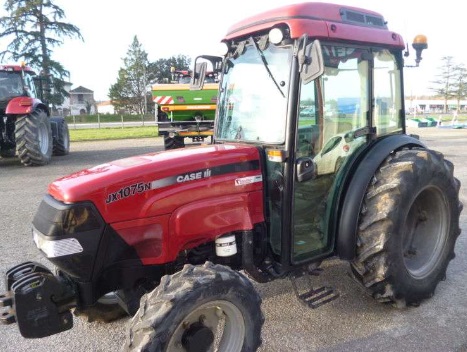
0,261 -> 76,338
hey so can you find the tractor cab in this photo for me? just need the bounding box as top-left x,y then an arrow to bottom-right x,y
192,4 -> 427,270
0,64 -> 39,100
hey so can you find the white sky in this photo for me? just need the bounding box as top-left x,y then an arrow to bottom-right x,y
4,0 -> 464,101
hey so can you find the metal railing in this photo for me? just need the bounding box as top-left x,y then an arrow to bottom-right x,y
65,114 -> 156,129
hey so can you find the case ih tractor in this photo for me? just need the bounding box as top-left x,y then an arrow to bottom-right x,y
154,68 -> 218,150
0,3 -> 462,351
0,64 -> 70,166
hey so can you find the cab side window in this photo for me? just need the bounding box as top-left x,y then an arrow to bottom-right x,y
297,44 -> 370,175
373,50 -> 402,135
297,82 -> 318,158
23,72 -> 38,98
320,47 -> 368,148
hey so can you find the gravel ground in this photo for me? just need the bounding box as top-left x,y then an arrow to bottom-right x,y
1,128 -> 467,352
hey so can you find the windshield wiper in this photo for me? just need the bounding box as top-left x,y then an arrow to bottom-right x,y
250,37 -> 285,98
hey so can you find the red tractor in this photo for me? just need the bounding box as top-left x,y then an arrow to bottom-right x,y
0,64 -> 70,166
0,3 -> 461,351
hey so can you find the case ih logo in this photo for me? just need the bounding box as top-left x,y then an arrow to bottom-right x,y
151,161 -> 260,190
153,96 -> 174,104
176,169 -> 212,183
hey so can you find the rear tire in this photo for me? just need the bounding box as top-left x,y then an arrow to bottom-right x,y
51,117 -> 70,156
15,109 -> 52,166
351,148 -> 462,307
125,262 -> 264,352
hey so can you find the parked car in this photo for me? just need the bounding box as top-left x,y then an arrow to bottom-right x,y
300,106 -> 316,117
313,131 -> 364,175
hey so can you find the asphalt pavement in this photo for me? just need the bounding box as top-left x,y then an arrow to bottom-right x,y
0,127 -> 466,352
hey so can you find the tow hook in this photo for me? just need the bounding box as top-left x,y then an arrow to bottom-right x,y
0,261 -> 76,338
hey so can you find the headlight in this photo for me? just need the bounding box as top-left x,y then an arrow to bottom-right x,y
62,205 -> 101,234
33,195 -> 104,237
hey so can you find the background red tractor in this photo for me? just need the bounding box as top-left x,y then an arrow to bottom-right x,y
0,63 -> 70,166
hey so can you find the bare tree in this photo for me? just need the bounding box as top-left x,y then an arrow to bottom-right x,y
430,56 -> 456,113
451,64 -> 467,112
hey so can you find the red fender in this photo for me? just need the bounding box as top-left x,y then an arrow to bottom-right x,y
168,191 -> 264,261
5,97 -> 43,115
111,191 -> 264,265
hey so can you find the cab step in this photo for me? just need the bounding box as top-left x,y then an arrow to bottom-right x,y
289,272 -> 339,309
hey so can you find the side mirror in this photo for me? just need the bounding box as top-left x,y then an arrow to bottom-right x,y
300,39 -> 324,84
296,156 -> 317,182
190,61 -> 207,91
190,55 -> 223,90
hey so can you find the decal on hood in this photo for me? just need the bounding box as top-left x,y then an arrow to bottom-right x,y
105,160 -> 260,204
106,182 -> 151,204
235,175 -> 263,186
151,160 -> 259,190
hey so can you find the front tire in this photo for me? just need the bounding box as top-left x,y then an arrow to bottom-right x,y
125,262 -> 264,352
351,148 -> 462,307
15,109 -> 52,166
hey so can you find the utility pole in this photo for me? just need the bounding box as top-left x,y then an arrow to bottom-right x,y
143,66 -> 147,115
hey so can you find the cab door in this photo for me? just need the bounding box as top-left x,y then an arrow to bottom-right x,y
291,44 -> 370,263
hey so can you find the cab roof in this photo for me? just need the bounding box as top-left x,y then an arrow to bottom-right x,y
0,64 -> 36,74
224,2 -> 404,49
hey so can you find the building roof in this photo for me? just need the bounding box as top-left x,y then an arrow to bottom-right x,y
70,86 -> 93,94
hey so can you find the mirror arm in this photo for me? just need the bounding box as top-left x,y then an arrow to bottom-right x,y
297,34 -> 309,72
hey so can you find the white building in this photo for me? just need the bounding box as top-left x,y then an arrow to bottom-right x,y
96,100 -> 115,114
405,98 -> 467,115
69,86 -> 96,115
55,85 -> 97,115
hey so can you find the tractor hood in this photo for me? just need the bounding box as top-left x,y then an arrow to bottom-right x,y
48,144 -> 264,224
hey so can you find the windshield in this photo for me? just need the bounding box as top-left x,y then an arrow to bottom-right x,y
0,71 -> 25,99
215,42 -> 292,144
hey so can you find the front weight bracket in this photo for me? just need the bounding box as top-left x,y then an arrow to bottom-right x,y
1,261 -> 52,326
1,263 -> 76,338
5,261 -> 51,291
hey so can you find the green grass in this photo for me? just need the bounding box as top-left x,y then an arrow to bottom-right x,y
70,126 -> 159,141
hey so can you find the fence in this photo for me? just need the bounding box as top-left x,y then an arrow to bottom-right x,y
65,114 -> 156,129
